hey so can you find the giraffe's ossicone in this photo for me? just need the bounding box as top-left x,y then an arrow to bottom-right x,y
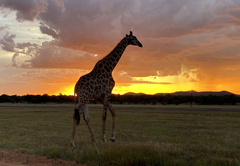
70,31 -> 142,148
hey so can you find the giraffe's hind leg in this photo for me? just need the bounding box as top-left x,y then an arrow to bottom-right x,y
83,105 -> 96,142
70,111 -> 79,149
70,103 -> 83,149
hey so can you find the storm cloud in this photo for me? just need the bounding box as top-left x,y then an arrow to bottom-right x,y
1,0 -> 240,94
0,32 -> 16,52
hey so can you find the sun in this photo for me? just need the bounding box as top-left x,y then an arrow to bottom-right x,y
60,85 -> 75,96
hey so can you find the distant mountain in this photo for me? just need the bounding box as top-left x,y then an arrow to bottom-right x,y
190,91 -> 234,96
123,91 -> 235,96
123,92 -> 147,96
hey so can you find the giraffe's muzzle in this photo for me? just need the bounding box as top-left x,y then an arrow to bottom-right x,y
138,42 -> 143,47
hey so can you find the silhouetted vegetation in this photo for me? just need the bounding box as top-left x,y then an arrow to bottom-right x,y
0,93 -> 240,105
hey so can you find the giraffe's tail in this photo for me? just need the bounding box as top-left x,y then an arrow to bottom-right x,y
74,89 -> 77,108
74,89 -> 80,125
74,108 -> 80,125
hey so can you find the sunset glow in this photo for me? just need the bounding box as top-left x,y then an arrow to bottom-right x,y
1,0 -> 240,96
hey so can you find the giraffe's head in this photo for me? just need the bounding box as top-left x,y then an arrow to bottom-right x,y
126,31 -> 142,47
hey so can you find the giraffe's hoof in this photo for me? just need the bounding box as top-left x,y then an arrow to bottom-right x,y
70,141 -> 76,149
102,136 -> 107,143
110,138 -> 115,142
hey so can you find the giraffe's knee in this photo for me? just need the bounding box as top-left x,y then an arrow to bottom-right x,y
107,103 -> 116,117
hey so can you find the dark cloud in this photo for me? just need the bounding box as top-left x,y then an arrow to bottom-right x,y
16,42 -> 38,49
15,42 -> 99,70
11,52 -> 18,67
0,32 -> 16,52
39,23 -> 59,39
2,0 -> 240,81
0,0 -> 48,21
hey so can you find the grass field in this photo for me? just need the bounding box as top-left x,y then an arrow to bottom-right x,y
0,103 -> 240,165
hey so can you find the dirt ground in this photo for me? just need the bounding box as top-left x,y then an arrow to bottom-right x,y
0,150 -> 86,166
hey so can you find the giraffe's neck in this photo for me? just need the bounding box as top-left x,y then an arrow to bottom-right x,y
98,37 -> 128,72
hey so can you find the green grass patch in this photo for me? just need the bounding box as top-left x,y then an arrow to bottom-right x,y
99,144 -> 162,166
1,104 -> 240,165
37,145 -> 72,160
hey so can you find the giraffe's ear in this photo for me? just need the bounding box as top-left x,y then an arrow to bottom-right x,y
126,34 -> 129,38
129,31 -> 133,36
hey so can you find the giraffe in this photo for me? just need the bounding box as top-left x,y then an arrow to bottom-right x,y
70,31 -> 142,148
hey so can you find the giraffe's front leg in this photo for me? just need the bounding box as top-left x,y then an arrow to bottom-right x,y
102,104 -> 107,143
107,102 -> 116,142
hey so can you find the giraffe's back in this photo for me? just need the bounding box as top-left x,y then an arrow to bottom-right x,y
75,70 -> 115,101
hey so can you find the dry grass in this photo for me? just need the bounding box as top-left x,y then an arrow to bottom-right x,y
0,103 -> 240,165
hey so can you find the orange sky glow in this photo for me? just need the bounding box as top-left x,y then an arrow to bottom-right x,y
1,0 -> 240,96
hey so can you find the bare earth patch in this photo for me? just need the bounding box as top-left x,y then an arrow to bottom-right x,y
0,150 -> 86,166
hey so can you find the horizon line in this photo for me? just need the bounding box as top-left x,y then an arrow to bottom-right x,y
0,90 -> 238,96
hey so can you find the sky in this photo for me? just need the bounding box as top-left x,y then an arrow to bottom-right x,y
1,0 -> 240,95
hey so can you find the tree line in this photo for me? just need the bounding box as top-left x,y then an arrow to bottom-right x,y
0,93 -> 239,105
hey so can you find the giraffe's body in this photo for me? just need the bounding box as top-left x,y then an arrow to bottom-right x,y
70,31 -> 142,148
